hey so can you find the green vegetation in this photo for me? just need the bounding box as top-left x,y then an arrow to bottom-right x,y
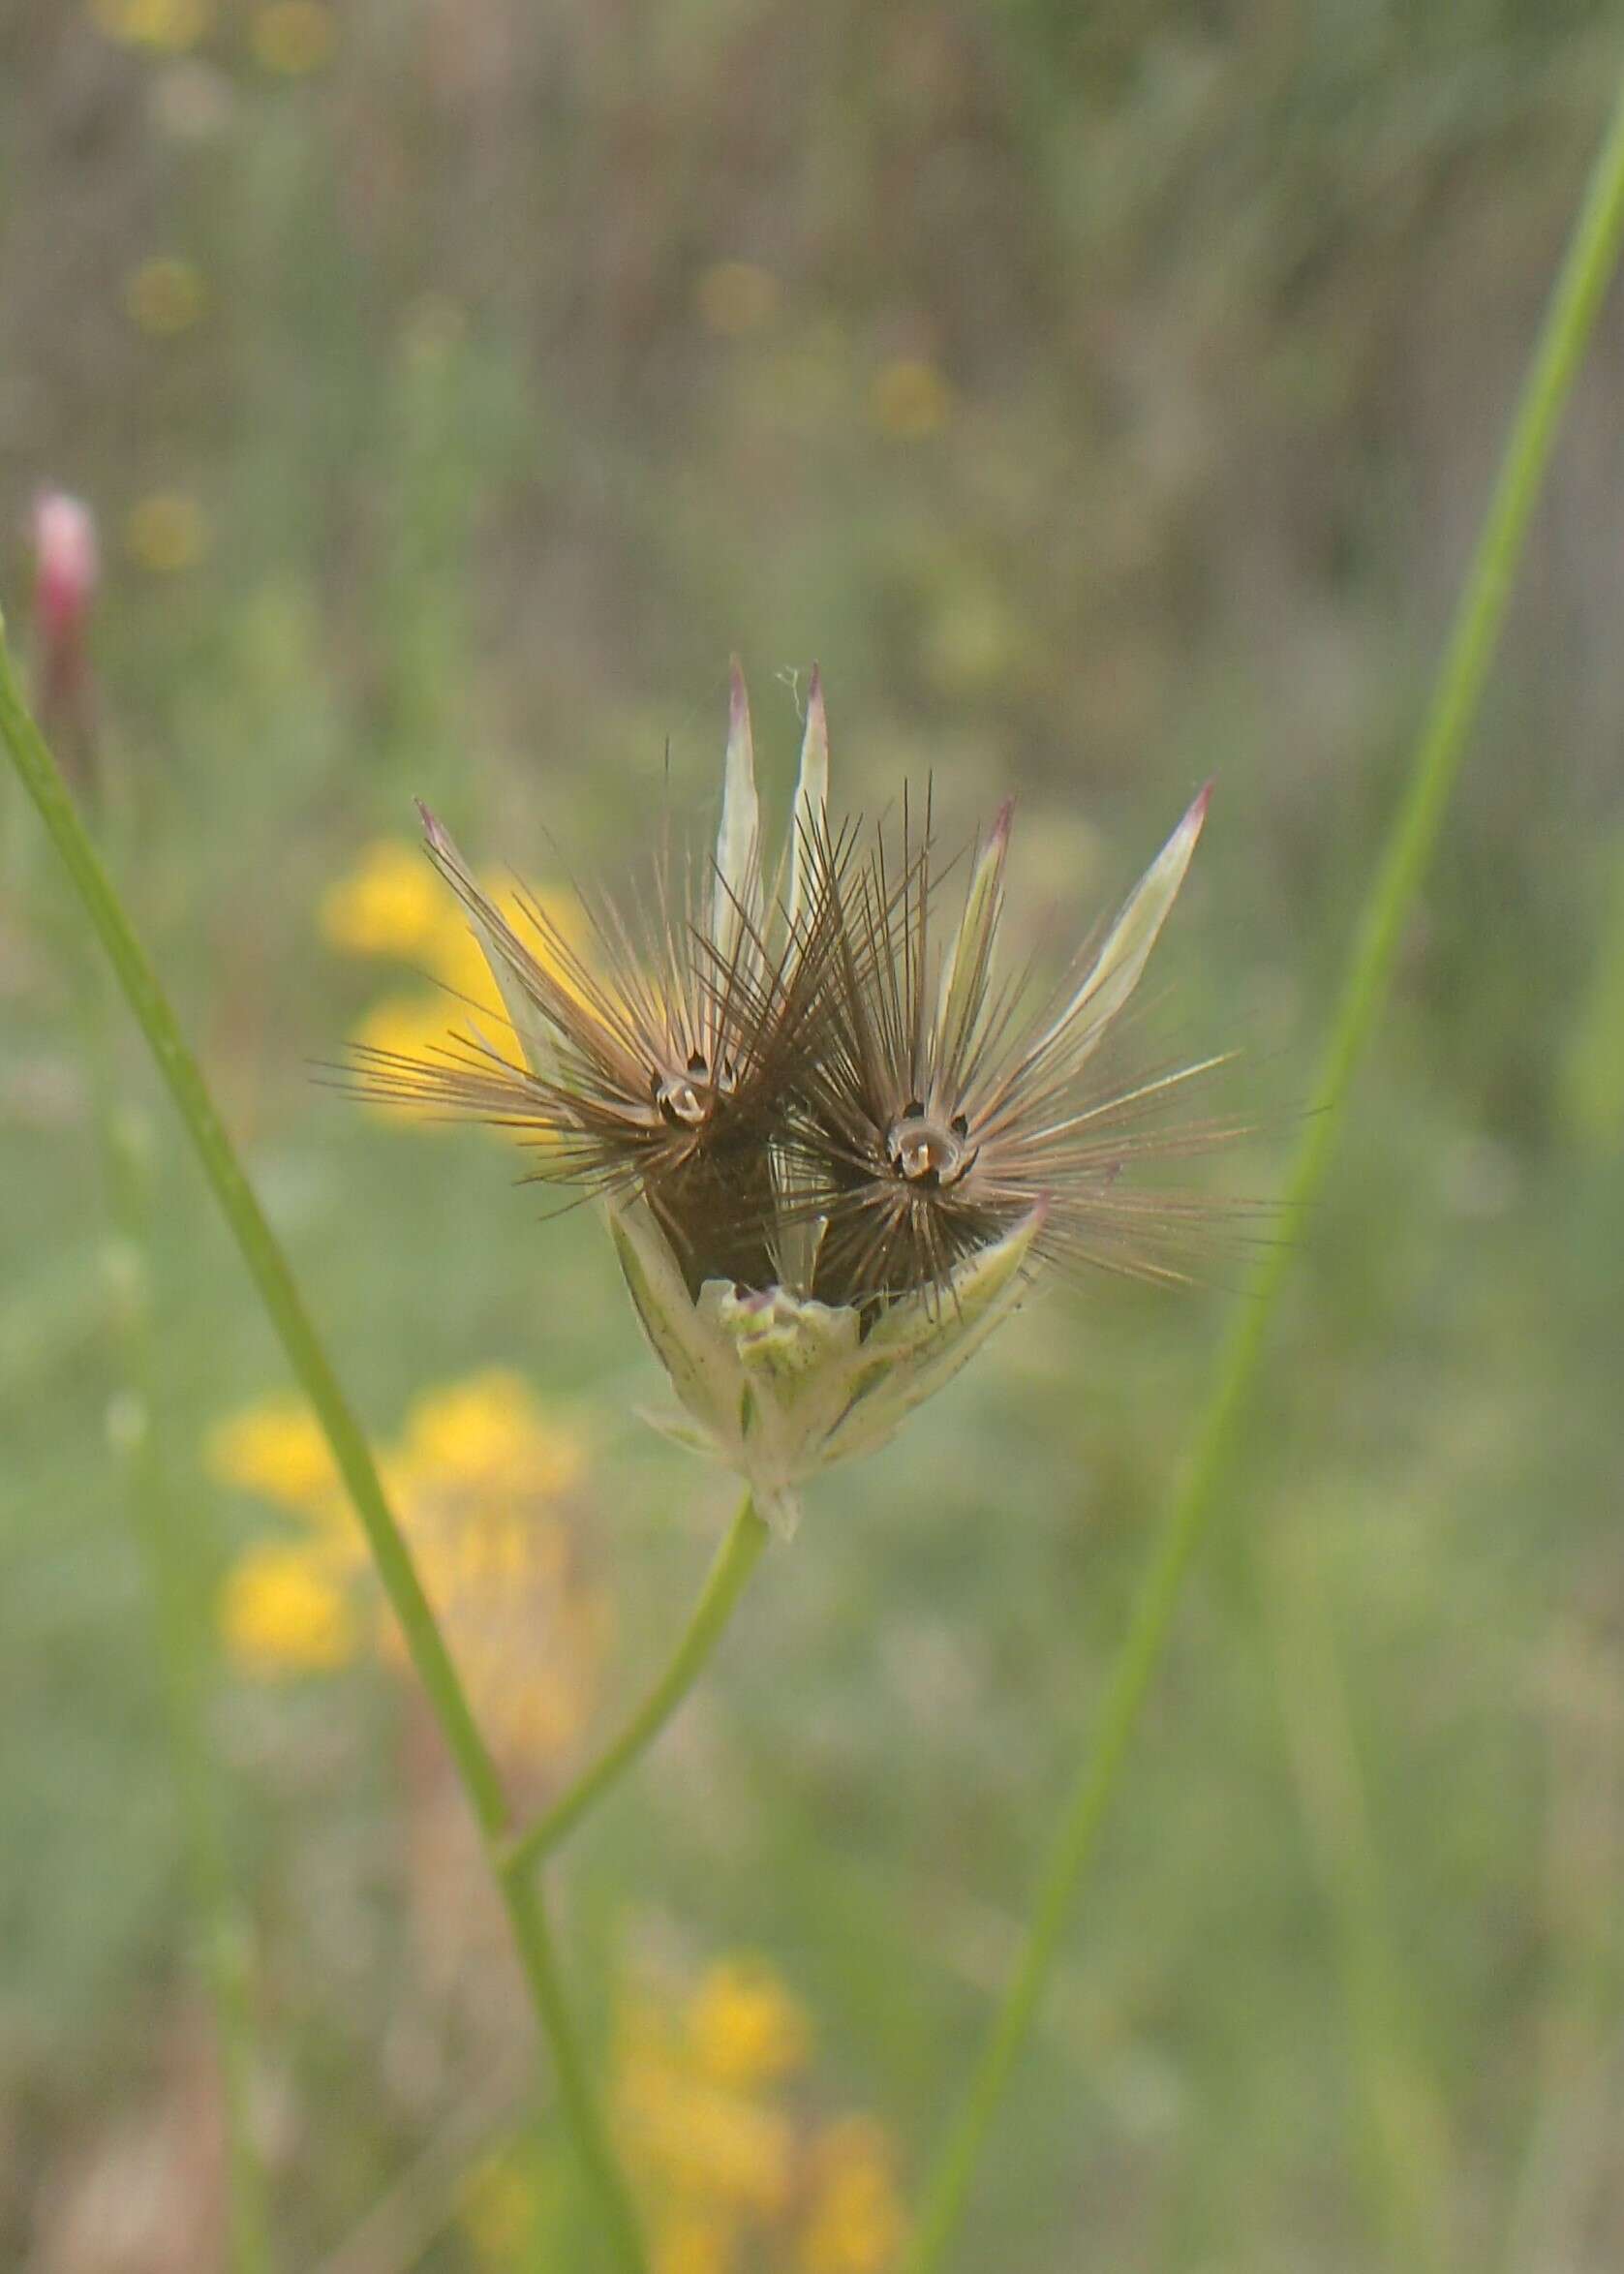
4,4 -> 1624,2269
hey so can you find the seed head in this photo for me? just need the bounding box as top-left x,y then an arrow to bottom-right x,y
346,667 -> 1227,1533
787,784 -> 1222,1313
348,662 -> 845,1297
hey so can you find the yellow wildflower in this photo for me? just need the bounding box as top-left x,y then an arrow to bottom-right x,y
324,843 -> 586,1134
425,872 -> 581,1017
92,0 -> 212,51
798,2118 -> 906,2274
213,1371 -> 606,1767
870,358 -> 953,441
621,2056 -> 796,2220
251,0 -> 336,74
351,993 -> 464,1110
612,1955 -> 906,2272
221,1544 -> 356,1673
320,839 -> 449,960
422,908 -> 510,1014
322,841 -> 589,1132
654,2210 -> 738,2274
125,255 -> 207,338
689,1957 -> 812,2089
374,1480 -> 607,1762
205,1394 -> 339,1516
400,1368 -> 586,1496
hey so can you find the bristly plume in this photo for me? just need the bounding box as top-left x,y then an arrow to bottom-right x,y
337,664 -> 1234,1537
347,662 -> 844,1298
787,785 -> 1227,1312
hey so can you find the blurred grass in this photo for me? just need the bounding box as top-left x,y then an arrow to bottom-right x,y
5,2 -> 1624,2269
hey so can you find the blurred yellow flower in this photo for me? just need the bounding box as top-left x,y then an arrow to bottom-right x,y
213,1372 -> 606,1761
323,838 -> 587,1129
351,993 -> 463,1106
696,261 -> 781,337
251,0 -> 336,75
320,839 -> 448,959
609,1953 -> 906,2273
125,491 -> 210,573
689,1956 -> 812,2089
655,2212 -> 737,2274
205,1394 -> 339,1515
422,907 -> 510,1012
92,0 -> 213,52
125,255 -> 207,337
401,1368 -> 587,1496
870,358 -> 953,441
621,2054 -> 797,2220
797,2117 -> 906,2274
221,1543 -> 356,1673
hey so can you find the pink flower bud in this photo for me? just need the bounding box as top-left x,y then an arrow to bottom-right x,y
30,489 -> 100,784
33,491 -> 99,649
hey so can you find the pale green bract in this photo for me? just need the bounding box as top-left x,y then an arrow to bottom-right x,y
610,1189 -> 1044,1537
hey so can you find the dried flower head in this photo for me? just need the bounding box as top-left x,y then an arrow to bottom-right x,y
350,661 -> 842,1296
349,666 -> 1221,1534
789,784 -> 1221,1312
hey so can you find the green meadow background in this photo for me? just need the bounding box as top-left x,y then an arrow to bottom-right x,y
5,2 -> 1624,2268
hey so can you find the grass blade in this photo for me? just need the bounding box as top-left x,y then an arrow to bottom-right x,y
907,57 -> 1624,2272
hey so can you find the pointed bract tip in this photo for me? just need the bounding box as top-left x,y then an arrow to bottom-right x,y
415,800 -> 452,856
990,795 -> 1016,851
1186,780 -> 1214,834
807,661 -> 825,721
728,654 -> 749,726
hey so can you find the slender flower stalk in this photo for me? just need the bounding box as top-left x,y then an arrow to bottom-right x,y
503,1490 -> 769,1879
101,1103 -> 273,2274
26,498 -> 271,2271
906,56 -> 1624,2271
1258,1520 -> 1454,2271
0,622 -> 649,2274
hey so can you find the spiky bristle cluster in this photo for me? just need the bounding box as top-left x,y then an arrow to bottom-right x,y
787,784 -> 1235,1309
345,667 -> 1231,1318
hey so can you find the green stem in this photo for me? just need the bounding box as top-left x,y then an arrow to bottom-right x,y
495,1864 -> 648,2267
0,631 -> 646,2274
505,1493 -> 769,1879
1258,1522 -> 1453,2273
100,1097 -> 272,2274
907,64 -> 1624,2274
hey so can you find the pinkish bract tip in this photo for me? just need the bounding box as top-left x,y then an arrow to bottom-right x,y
415,799 -> 452,856
807,661 -> 825,722
1187,780 -> 1214,834
728,654 -> 749,728
989,795 -> 1016,851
